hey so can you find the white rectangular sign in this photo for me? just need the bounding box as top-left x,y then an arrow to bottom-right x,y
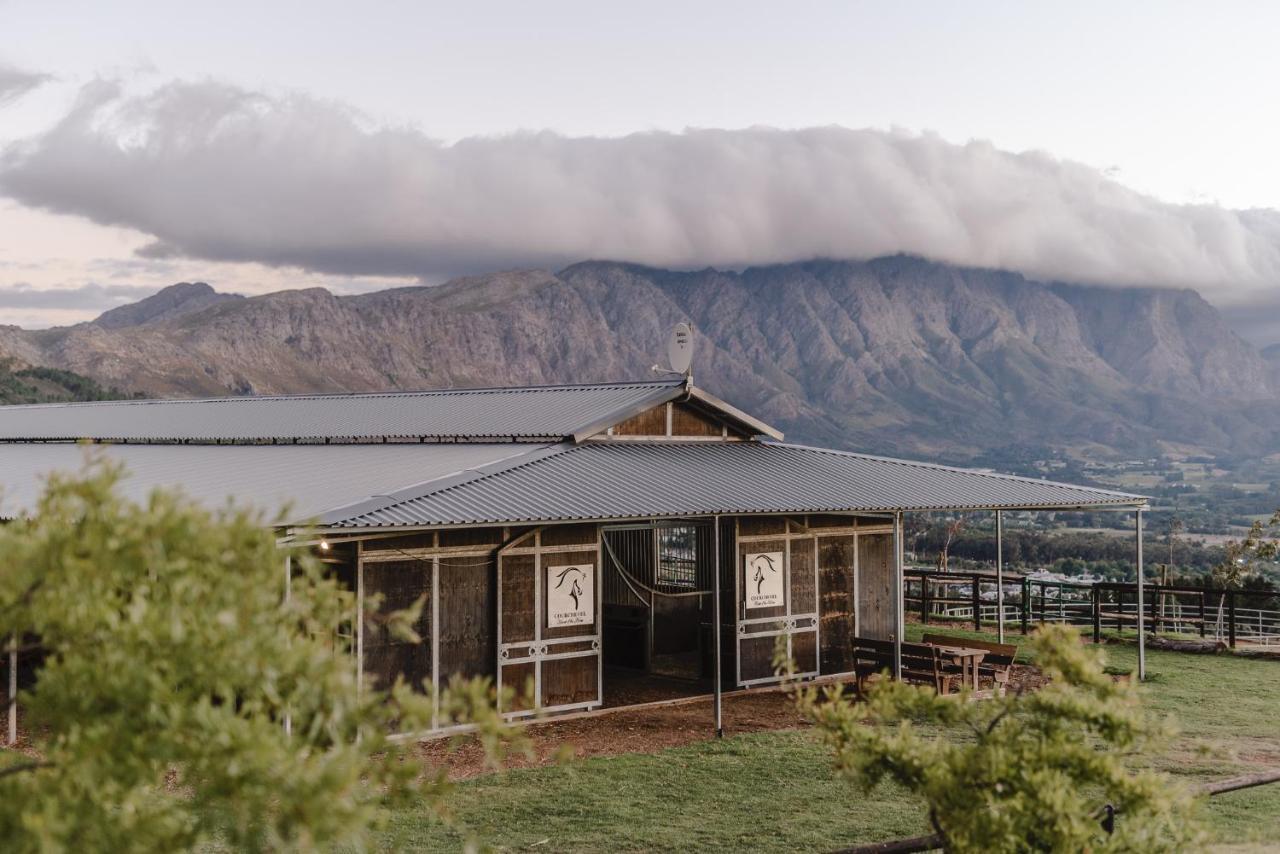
745,552 -> 785,610
546,564 -> 595,628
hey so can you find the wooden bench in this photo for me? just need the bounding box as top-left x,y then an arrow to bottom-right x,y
852,637 -> 964,695
923,633 -> 1017,694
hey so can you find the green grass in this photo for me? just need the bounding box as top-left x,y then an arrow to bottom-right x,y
383,629 -> 1280,852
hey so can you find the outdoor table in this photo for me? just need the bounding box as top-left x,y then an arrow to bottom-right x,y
932,645 -> 987,691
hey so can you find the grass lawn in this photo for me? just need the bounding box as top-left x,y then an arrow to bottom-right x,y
384,627 -> 1280,852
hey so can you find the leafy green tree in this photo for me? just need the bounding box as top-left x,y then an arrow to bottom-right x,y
795,626 -> 1201,852
0,460 -> 523,852
1210,510 -> 1280,636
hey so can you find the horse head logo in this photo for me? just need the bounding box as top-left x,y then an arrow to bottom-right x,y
555,567 -> 585,610
751,554 -> 778,595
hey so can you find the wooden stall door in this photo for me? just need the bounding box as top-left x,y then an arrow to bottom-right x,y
497,529 -> 602,716
857,533 -> 896,641
735,519 -> 819,687
361,559 -> 432,692
437,555 -> 497,684
818,535 -> 857,675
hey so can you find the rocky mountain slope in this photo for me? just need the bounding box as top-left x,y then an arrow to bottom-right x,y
1,257 -> 1276,460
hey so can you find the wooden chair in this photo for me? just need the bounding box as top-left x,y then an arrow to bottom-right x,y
852,636 -> 962,695
923,633 -> 1018,695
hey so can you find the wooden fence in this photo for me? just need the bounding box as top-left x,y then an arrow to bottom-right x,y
903,569 -> 1280,648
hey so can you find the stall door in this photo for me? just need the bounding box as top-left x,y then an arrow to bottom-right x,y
857,533 -> 895,641
818,535 -> 858,675
497,529 -> 602,716
736,529 -> 819,686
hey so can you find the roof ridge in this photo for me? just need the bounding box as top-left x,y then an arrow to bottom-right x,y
0,378 -> 684,411
763,440 -> 1143,500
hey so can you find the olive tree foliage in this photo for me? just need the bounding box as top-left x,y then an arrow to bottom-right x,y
793,626 -> 1202,853
0,461 -> 525,852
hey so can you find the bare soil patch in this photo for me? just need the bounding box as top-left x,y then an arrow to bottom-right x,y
416,688 -> 813,780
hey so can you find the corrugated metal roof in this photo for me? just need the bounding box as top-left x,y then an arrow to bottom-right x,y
0,443 -> 543,521
0,380 -> 689,443
321,441 -> 1145,528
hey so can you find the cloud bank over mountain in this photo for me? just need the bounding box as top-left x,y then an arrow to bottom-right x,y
2,79 -> 1279,304
0,63 -> 49,106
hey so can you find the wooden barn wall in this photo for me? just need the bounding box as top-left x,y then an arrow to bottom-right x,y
818,535 -> 858,675
361,559 -> 432,692
611,405 -> 669,436
437,554 -> 497,683
346,510 -> 895,723
735,514 -> 896,686
607,401 -> 741,438
788,534 -> 818,674
670,402 -> 724,436
323,543 -> 359,656
857,533 -> 896,641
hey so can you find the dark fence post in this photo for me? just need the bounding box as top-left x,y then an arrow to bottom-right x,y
1040,582 -> 1047,625
1021,577 -> 1029,635
1199,590 -> 1206,638
1093,584 -> 1101,644
921,573 -> 930,625
1228,592 -> 1237,649
972,577 -> 982,632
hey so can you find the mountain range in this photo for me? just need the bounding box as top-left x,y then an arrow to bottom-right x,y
1,256 -> 1276,462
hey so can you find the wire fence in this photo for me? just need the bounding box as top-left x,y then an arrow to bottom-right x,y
904,569 -> 1280,647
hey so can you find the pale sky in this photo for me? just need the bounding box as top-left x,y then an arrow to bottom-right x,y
1,0 -> 1278,343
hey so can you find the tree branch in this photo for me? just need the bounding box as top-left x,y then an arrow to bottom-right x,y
0,760 -> 52,780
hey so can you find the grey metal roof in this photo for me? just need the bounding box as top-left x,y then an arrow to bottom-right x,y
0,380 -> 700,443
319,440 -> 1145,529
0,442 -> 543,521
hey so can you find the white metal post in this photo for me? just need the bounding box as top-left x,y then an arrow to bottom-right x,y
712,515 -> 723,737
1136,508 -> 1146,682
996,510 -> 1005,644
893,512 -> 904,679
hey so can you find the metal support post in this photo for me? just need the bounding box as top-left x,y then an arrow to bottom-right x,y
1136,508 -> 1146,682
712,515 -> 723,738
283,552 -> 293,737
893,512 -> 904,679
995,510 -> 1005,643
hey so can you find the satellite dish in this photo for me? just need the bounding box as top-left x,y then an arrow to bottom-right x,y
666,322 -> 693,377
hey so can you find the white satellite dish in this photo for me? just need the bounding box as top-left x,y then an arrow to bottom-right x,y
666,322 -> 694,377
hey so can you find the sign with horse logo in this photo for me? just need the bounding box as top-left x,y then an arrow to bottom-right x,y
547,564 -> 594,628
745,552 -> 784,610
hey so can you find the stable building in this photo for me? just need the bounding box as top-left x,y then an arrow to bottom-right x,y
0,377 -> 1145,731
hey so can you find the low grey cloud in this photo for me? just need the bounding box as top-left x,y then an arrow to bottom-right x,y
0,282 -> 159,311
0,63 -> 50,106
2,79 -> 1280,304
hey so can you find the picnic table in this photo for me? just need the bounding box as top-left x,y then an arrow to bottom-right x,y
928,644 -> 987,691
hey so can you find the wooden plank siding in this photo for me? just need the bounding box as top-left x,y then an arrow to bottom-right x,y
361,559 -> 433,692
857,533 -> 896,640
436,554 -> 497,684
605,401 -> 741,439
818,535 -> 858,675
